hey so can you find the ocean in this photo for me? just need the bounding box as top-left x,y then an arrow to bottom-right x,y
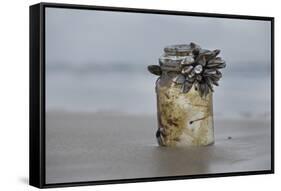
46,61 -> 271,120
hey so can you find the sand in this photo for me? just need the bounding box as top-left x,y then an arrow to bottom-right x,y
45,112 -> 271,184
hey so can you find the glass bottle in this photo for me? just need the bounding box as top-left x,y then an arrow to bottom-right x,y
153,44 -> 215,147
155,72 -> 214,147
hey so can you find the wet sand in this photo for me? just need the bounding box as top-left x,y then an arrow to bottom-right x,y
45,112 -> 271,184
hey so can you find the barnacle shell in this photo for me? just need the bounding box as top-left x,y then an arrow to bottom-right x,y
205,77 -> 214,92
172,74 -> 186,84
204,68 -> 217,75
207,57 -> 226,68
181,65 -> 194,75
181,81 -> 193,93
148,65 -> 162,76
196,75 -> 203,81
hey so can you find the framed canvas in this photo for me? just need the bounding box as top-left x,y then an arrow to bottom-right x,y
29,2 -> 274,188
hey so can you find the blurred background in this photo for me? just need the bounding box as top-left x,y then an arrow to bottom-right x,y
46,7 -> 271,120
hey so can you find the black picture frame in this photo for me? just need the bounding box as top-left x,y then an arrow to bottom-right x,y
29,2 -> 275,188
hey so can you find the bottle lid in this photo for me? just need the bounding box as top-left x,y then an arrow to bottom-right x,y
164,43 -> 201,56
159,43 -> 200,71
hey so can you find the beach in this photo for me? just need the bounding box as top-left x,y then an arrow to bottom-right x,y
45,112 -> 271,184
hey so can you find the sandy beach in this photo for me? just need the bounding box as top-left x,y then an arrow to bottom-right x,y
45,112 -> 271,184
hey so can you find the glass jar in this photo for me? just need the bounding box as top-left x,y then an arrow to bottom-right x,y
151,43 -> 219,147
155,71 -> 214,147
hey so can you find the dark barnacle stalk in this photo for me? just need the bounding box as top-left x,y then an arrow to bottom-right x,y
148,65 -> 162,76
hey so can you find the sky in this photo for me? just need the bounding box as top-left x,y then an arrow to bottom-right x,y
46,7 -> 271,66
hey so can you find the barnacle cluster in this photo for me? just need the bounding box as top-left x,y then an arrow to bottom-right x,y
148,42 -> 226,97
